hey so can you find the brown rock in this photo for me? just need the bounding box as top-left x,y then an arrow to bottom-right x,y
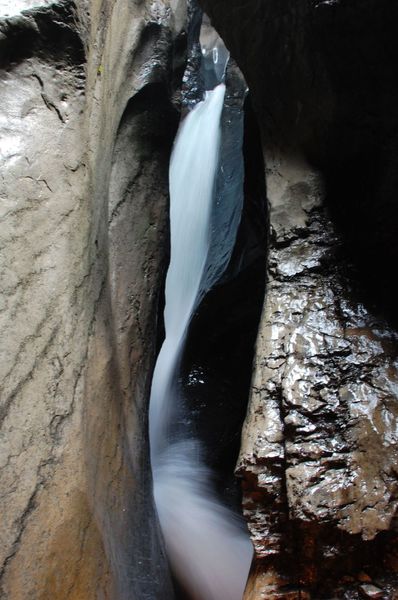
198,0 -> 398,596
237,148 -> 398,598
0,0 -> 186,597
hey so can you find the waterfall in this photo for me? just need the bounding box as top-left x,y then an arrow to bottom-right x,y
149,83 -> 253,599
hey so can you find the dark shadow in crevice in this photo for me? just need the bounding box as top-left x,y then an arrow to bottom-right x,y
303,1 -> 398,328
289,521 -> 398,599
319,153 -> 398,328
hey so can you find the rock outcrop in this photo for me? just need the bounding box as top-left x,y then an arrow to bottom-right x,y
0,1 -> 186,597
199,0 -> 398,597
239,151 -> 398,599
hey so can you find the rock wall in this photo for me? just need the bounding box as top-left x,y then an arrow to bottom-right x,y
239,151 -> 398,599
0,1 -> 186,598
199,1 -> 398,598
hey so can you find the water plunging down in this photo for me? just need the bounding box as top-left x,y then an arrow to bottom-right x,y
149,83 -> 253,599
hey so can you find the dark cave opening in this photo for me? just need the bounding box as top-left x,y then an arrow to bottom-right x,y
304,0 -> 398,329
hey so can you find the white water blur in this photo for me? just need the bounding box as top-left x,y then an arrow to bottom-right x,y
149,84 -> 253,600
0,0 -> 52,17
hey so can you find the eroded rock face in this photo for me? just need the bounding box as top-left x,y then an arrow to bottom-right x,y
0,0 -> 186,597
239,151 -> 398,598
198,1 -> 398,597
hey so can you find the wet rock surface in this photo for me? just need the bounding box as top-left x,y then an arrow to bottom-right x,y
238,151 -> 398,598
198,0 -> 398,596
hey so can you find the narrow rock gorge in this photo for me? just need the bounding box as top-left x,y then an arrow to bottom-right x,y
1,1 -> 398,599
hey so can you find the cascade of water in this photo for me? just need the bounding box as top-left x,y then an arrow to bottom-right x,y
149,85 -> 226,460
149,83 -> 253,600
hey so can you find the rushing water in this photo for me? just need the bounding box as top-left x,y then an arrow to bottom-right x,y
149,83 -> 253,599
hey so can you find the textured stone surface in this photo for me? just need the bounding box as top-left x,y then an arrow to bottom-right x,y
238,151 -> 398,598
198,1 -> 398,596
0,0 -> 185,598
